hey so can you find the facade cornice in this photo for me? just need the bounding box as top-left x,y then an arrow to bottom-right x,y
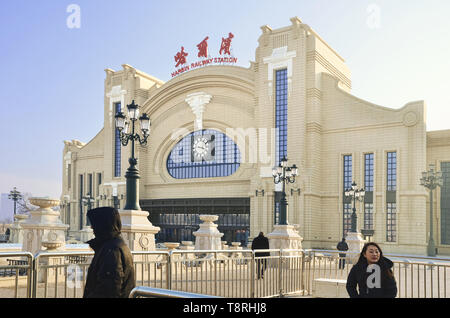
307,51 -> 351,89
143,69 -> 255,115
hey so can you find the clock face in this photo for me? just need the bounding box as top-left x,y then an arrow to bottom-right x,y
193,137 -> 209,158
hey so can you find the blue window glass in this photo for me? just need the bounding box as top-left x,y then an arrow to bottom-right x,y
275,69 -> 288,166
386,202 -> 397,242
343,155 -> 352,236
441,162 -> 450,244
364,203 -> 374,230
167,129 -> 240,179
387,152 -> 396,191
114,102 -> 122,177
364,153 -> 374,191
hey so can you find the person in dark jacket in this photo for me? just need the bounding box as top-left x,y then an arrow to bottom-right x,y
337,237 -> 349,269
251,232 -> 270,279
83,207 -> 135,298
346,242 -> 397,298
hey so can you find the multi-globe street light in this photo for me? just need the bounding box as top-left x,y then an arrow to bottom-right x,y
420,164 -> 443,257
82,193 -> 95,226
115,100 -> 151,211
272,157 -> 299,225
8,187 -> 22,216
344,181 -> 365,233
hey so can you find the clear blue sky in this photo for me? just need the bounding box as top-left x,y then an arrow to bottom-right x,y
1,0 -> 449,198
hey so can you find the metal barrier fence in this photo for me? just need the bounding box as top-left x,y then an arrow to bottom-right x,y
2,248 -> 450,298
306,249 -> 450,298
0,249 -> 305,298
0,252 -> 33,298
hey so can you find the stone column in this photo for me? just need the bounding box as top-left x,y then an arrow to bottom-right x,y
9,214 -> 28,244
267,224 -> 303,256
21,198 -> 69,256
20,197 -> 69,283
119,209 -> 160,252
193,215 -> 224,251
345,231 -> 366,263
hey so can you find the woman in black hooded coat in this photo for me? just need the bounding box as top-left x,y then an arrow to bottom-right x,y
83,207 -> 135,298
346,242 -> 397,298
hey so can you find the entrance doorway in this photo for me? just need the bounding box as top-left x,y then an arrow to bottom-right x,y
140,198 -> 250,246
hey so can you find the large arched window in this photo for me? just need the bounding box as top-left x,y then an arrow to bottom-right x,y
167,129 -> 240,179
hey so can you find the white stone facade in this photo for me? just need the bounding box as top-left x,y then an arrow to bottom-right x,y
61,17 -> 450,256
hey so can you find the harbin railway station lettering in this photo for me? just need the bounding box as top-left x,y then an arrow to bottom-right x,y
171,32 -> 238,78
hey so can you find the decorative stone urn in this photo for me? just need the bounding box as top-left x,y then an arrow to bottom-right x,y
9,213 -> 28,244
21,197 -> 69,255
193,215 -> 224,251
164,242 -> 180,251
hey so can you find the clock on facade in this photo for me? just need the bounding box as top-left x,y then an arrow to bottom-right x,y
193,136 -> 209,158
191,134 -> 215,162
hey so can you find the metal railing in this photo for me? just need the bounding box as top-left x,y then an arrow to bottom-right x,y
0,252 -> 33,298
1,248 -> 450,298
129,286 -> 221,298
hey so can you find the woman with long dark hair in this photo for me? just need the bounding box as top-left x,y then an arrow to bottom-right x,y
346,242 -> 397,298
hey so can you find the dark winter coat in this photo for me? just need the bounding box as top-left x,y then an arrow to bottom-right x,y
337,240 -> 349,257
251,233 -> 270,257
346,256 -> 397,298
83,207 -> 135,298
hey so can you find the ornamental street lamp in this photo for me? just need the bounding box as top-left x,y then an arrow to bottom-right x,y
8,187 -> 22,216
344,181 -> 365,233
115,100 -> 150,211
82,193 -> 95,226
82,193 -> 95,211
420,164 -> 443,257
272,157 -> 299,225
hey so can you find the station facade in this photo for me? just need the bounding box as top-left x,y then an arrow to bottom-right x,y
61,17 -> 450,255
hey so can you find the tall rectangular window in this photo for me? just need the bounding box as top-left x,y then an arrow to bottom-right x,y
364,203 -> 374,230
364,153 -> 374,230
387,152 -> 397,191
343,155 -> 352,236
441,162 -> 450,244
364,153 -> 374,191
274,69 -> 288,224
386,203 -> 397,242
97,173 -> 102,196
114,102 -> 122,177
67,164 -> 71,190
275,69 -> 288,166
386,152 -> 397,242
88,173 -> 93,196
79,174 -> 84,230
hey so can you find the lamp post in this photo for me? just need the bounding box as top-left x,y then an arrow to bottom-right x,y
272,157 -> 299,225
344,181 -> 365,233
420,164 -> 443,257
8,187 -> 22,216
115,100 -> 150,211
82,193 -> 95,211
82,193 -> 95,226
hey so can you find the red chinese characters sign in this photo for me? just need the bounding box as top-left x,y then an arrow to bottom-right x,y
171,33 -> 238,78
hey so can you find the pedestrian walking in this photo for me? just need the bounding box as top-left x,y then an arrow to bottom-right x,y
251,232 -> 270,279
337,237 -> 349,269
346,242 -> 397,298
83,207 -> 135,298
